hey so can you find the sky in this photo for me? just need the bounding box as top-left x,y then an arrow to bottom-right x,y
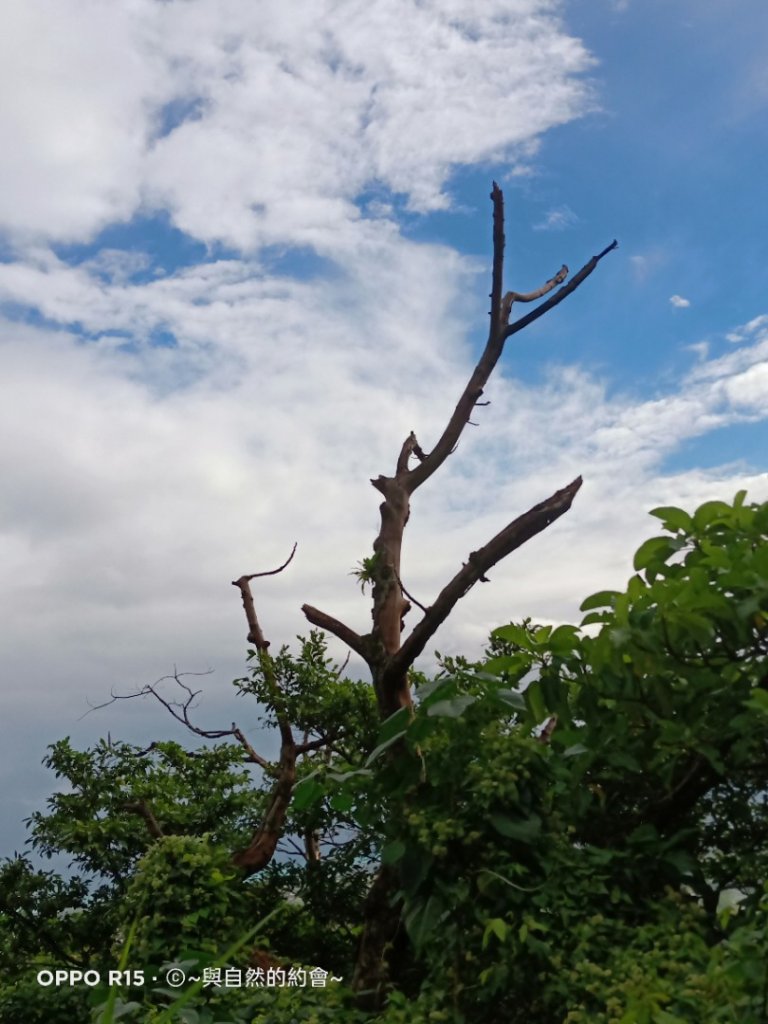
1,0 -> 768,858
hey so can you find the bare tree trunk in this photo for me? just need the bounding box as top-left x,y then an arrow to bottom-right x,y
304,184 -> 615,1002
304,185 -> 615,726
218,183 -> 616,999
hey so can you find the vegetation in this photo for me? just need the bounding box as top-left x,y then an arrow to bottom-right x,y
1,187 -> 766,1021
3,497 -> 767,1022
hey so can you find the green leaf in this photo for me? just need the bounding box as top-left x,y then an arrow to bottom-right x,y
495,688 -> 527,712
291,776 -> 325,811
524,680 -> 547,722
609,750 -> 642,772
633,536 -> 678,571
415,676 -> 459,702
628,823 -> 659,846
580,590 -> 621,612
662,848 -> 696,876
376,706 -> 412,744
399,846 -> 434,896
563,743 -> 589,758
580,610 -> 612,626
152,905 -> 287,1023
364,729 -> 408,766
326,768 -> 372,783
653,1011 -> 687,1024
693,499 -> 733,529
490,813 -> 542,843
113,1003 -> 142,1021
481,917 -> 508,949
328,790 -> 354,813
491,623 -> 534,649
404,893 -> 447,949
649,505 -> 694,533
426,695 -> 477,718
745,689 -> 768,715
548,624 -> 580,654
381,839 -> 406,865
97,917 -> 138,1024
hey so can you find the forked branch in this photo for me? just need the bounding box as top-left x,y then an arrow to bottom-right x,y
301,604 -> 370,662
298,183 -> 615,726
405,188 -> 615,493
232,542 -> 297,649
385,477 -> 582,684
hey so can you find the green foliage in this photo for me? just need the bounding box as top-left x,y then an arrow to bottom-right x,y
26,738 -> 263,878
340,492 -> 768,1021
350,553 -> 384,595
2,495 -> 767,1023
118,836 -> 246,965
557,887 -> 768,1024
235,630 -> 379,751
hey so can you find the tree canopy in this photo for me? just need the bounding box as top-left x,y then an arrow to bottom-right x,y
2,492 -> 767,1023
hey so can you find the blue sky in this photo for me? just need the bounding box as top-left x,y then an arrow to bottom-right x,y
1,0 -> 767,857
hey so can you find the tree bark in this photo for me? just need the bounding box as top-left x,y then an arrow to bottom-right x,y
312,184 -> 616,1004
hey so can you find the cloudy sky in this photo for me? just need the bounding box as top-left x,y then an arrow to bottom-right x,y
2,0 -> 767,856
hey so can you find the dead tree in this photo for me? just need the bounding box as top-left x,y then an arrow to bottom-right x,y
231,184 -> 616,1001
98,184 -> 614,987
301,184 -> 615,719
230,545 -> 335,874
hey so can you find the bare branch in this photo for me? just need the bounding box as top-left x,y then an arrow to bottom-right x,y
232,741 -> 297,875
301,604 -> 370,661
231,725 -> 271,770
506,265 -> 569,304
335,650 -> 351,678
123,799 -> 164,839
278,835 -> 307,859
393,567 -> 428,615
237,542 -> 298,582
403,184 -> 508,494
304,828 -> 321,863
502,241 -> 618,342
385,477 -> 582,683
396,431 -> 426,474
500,264 -> 568,323
295,731 -> 339,756
404,193 -> 615,496
232,542 -> 297,649
489,180 -> 506,337
85,671 -> 271,768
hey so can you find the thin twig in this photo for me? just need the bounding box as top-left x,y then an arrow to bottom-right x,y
237,542 -> 298,582
393,567 -> 428,614
232,543 -> 298,649
83,669 -> 271,768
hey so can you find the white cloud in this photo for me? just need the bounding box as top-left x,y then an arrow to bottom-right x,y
0,0 -> 595,250
687,341 -> 709,360
628,249 -> 667,283
1,245 -> 767,709
0,0 -> 168,243
2,237 -> 768,852
533,205 -> 579,231
669,294 -> 691,308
